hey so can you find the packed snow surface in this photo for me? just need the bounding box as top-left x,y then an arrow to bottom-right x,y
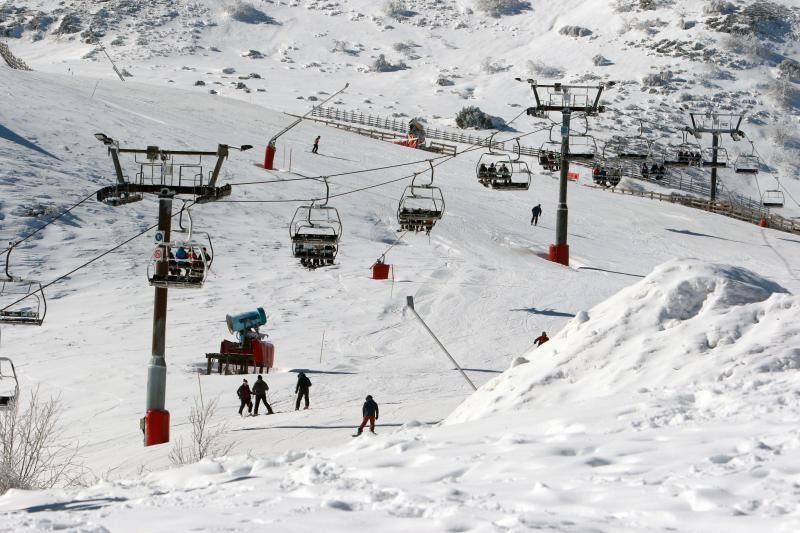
1,258 -> 799,531
1,9 -> 800,526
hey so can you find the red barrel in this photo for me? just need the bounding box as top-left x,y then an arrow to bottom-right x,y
372,263 -> 391,280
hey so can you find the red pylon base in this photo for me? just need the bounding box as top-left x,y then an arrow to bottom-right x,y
143,409 -> 170,447
264,145 -> 276,170
372,263 -> 391,280
549,244 -> 570,266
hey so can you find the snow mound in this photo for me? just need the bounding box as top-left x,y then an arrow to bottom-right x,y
448,259 -> 799,424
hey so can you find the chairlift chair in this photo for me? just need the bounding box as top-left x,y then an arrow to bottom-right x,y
476,140 -> 532,191
148,237 -> 213,288
538,142 -> 562,172
147,206 -> 214,288
290,178 -> 342,269
491,161 -> 532,191
734,154 -> 760,175
610,137 -> 652,161
701,146 -> 728,168
0,357 -> 19,408
761,190 -> 785,208
398,162 -> 445,234
0,245 -> 46,326
664,133 -> 703,167
476,153 -> 511,188
568,135 -> 598,161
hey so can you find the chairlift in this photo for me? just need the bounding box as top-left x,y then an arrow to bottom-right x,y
734,144 -> 760,175
701,146 -> 728,168
147,206 -> 214,288
606,136 -> 652,161
664,132 -> 702,167
568,135 -> 598,161
476,139 -> 532,191
591,158 -> 623,188
398,161 -> 445,234
290,178 -> 342,269
0,245 -> 46,326
761,190 -> 785,208
0,357 -> 19,408
538,142 -> 562,172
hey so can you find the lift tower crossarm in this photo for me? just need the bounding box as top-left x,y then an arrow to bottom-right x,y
682,112 -> 746,202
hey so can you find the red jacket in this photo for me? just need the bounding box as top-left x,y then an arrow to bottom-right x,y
237,384 -> 251,401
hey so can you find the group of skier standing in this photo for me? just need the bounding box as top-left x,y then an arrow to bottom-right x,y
236,371 -> 379,435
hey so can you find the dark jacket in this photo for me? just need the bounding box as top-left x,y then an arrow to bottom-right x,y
362,398 -> 379,418
252,379 -> 268,396
295,374 -> 312,393
532,205 -> 542,216
237,384 -> 251,401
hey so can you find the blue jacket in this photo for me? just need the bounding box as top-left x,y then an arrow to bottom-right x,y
362,398 -> 379,418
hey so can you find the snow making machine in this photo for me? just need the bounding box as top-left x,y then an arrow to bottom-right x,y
205,308 -> 275,375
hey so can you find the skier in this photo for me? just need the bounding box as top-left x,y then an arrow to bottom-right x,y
251,375 -> 274,415
237,379 -> 252,416
533,331 -> 549,347
355,395 -> 379,436
312,135 -> 320,154
295,371 -> 312,411
530,204 -> 542,226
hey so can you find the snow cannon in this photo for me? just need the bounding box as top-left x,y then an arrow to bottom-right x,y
226,307 -> 267,335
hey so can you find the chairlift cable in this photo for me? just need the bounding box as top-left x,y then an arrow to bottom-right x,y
743,134 -> 800,209
221,125 -> 554,204
0,202 -> 196,314
0,188 -> 100,257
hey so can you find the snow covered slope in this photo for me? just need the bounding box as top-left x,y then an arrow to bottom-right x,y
1,258 -> 799,532
449,259 -> 800,423
1,60 -> 798,480
3,0 -> 800,212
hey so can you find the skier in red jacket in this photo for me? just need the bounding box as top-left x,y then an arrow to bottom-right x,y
533,331 -> 549,347
237,379 -> 252,416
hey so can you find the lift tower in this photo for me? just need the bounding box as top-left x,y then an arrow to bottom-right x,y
685,112 -> 745,203
518,80 -> 608,266
94,134 -> 250,446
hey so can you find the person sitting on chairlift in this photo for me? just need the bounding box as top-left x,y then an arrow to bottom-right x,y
498,163 -> 511,180
167,249 -> 179,276
641,163 -> 649,178
479,163 -> 488,178
175,246 -> 189,276
488,162 -> 497,176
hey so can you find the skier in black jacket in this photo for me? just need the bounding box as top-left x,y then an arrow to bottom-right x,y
295,372 -> 312,411
251,375 -> 274,415
356,395 -> 379,435
530,204 -> 542,226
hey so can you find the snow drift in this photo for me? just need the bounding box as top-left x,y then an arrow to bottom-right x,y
449,259 -> 800,424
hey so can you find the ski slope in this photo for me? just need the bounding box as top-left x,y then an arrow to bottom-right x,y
1,62 -> 800,530
5,0 -> 800,215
